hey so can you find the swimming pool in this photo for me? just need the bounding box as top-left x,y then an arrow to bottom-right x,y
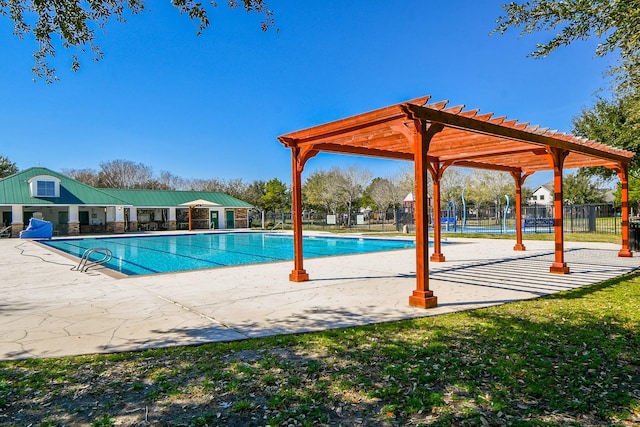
42,232 -> 416,276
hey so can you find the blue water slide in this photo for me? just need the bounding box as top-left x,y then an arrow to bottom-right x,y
19,218 -> 53,239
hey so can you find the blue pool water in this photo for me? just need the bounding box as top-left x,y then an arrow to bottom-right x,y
42,232 -> 416,276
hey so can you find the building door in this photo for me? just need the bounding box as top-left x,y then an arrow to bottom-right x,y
79,211 -> 90,225
226,210 -> 235,229
58,211 -> 68,234
2,211 -> 11,227
24,211 -> 34,225
210,211 -> 219,229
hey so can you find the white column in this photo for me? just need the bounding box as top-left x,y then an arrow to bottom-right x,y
129,207 -> 138,222
68,206 -> 79,223
106,207 -> 116,223
115,206 -> 125,223
66,205 -> 80,235
168,207 -> 176,221
219,209 -> 226,229
11,204 -> 23,225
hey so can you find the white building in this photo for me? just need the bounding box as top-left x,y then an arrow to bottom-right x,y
529,181 -> 553,205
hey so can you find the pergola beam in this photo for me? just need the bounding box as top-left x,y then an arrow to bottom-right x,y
307,143 -> 413,160
405,103 -> 631,163
284,96 -> 430,144
442,147 -> 546,163
452,160 -> 522,174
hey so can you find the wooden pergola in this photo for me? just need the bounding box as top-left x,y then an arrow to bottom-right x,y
278,96 -> 635,309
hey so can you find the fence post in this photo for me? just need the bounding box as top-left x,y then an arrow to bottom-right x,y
588,205 -> 596,232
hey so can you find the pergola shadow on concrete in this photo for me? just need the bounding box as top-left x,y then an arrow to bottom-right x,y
278,96 -> 635,309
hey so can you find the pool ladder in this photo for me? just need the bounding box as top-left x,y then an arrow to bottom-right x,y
72,248 -> 113,272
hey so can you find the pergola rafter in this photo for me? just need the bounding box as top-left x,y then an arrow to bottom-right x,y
279,96 -> 635,308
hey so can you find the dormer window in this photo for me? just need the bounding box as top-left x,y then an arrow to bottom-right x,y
37,180 -> 56,197
28,175 -> 60,198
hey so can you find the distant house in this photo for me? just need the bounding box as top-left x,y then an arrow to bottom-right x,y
528,180 -> 617,206
529,181 -> 553,205
0,167 -> 253,237
603,189 -> 615,204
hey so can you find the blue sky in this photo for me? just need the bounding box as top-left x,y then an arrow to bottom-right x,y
0,1 -> 614,189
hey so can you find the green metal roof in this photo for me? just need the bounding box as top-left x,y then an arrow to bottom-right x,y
102,189 -> 253,208
0,167 -> 130,206
0,167 -> 253,208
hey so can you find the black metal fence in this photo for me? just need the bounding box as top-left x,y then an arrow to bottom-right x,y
253,211 -> 405,232
253,202 -> 624,235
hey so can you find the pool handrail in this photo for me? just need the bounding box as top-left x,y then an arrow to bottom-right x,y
72,247 -> 113,273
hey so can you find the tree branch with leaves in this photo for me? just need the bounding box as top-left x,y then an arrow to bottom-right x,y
494,0 -> 640,90
2,0 -> 274,82
0,155 -> 18,178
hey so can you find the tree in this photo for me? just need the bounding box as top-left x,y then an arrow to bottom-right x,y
97,159 -> 153,188
494,0 -> 640,90
189,177 -> 226,192
303,170 -> 342,215
333,165 -> 371,226
302,171 -> 326,212
62,168 -> 100,186
240,180 -> 266,208
0,156 -> 18,178
137,179 -> 173,190
157,171 -> 186,190
260,178 -> 289,214
572,94 -> 640,178
613,174 -> 640,212
440,167 -> 466,206
367,177 -> 402,224
396,165 -> 418,199
3,0 -> 275,83
463,170 -> 515,222
223,179 -> 248,200
521,185 -> 534,203
240,179 -> 266,227
563,172 -> 606,204
463,170 -> 513,205
494,1 -> 640,200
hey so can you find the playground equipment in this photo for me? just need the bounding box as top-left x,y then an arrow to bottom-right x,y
503,195 -> 510,234
461,188 -> 467,232
19,218 -> 53,239
444,200 -> 457,231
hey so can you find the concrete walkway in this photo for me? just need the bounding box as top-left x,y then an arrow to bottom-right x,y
0,234 -> 637,360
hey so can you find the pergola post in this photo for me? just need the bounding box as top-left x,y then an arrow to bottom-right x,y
548,148 -> 570,274
409,121 -> 443,309
510,170 -> 530,251
617,163 -> 633,257
289,147 -> 310,282
428,161 -> 446,262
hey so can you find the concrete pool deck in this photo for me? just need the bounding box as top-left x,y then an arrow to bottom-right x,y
1,233 -> 638,360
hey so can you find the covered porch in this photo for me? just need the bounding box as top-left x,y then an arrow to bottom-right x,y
1,204 -> 129,237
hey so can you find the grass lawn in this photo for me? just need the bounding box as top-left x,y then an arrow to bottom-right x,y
1,271 -> 639,426
441,232 -> 623,245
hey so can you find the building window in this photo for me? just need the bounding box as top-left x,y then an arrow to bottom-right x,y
531,195 -> 537,200
28,175 -> 60,198
539,195 -> 545,200
37,181 -> 56,197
